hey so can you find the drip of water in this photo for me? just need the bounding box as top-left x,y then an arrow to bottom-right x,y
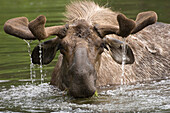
23,39 -> 36,83
120,38 -> 127,91
38,41 -> 44,83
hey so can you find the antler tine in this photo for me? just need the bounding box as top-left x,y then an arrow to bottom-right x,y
4,17 -> 36,40
94,13 -> 136,38
131,11 -> 157,34
28,15 -> 47,40
28,15 -> 69,40
116,14 -> 136,37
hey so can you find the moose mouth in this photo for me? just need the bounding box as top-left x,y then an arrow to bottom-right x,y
69,83 -> 96,98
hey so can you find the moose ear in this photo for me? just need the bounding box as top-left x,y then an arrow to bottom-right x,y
104,36 -> 135,64
31,37 -> 61,65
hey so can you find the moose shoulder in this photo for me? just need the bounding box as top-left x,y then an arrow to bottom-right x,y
4,1 -> 170,98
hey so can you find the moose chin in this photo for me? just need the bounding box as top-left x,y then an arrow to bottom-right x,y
4,1 -> 170,98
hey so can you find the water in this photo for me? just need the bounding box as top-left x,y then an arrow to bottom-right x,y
0,0 -> 170,112
0,79 -> 169,112
120,38 -> 127,94
38,41 -> 44,83
121,38 -> 127,86
24,40 -> 36,83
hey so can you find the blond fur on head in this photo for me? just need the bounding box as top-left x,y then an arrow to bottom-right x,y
65,1 -> 119,25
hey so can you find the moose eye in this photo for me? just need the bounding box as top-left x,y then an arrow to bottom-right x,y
59,44 -> 67,55
97,42 -> 105,54
100,42 -> 105,48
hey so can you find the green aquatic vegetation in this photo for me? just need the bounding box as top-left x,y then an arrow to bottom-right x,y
94,90 -> 99,97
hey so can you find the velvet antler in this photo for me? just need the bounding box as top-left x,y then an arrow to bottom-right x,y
131,11 -> 157,34
4,17 -> 36,40
28,15 -> 68,40
4,15 -> 68,40
95,13 -> 136,38
95,11 -> 157,38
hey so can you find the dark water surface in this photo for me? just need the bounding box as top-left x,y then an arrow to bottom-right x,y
0,0 -> 170,112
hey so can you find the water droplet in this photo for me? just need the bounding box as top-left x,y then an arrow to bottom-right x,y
38,41 -> 44,83
23,39 -> 36,83
121,38 -> 127,86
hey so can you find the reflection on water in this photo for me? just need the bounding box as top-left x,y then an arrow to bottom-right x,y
0,0 -> 170,112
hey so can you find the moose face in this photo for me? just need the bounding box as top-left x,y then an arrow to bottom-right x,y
57,20 -> 104,97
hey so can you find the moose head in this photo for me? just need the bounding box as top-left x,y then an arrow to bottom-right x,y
4,11 -> 157,98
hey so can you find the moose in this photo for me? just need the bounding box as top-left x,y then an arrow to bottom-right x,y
4,1 -> 170,98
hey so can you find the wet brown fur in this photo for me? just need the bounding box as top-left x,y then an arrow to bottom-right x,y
50,1 -> 170,87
